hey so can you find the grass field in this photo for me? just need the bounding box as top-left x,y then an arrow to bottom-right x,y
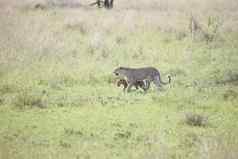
0,0 -> 238,159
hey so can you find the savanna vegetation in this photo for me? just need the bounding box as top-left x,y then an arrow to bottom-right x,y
0,0 -> 238,158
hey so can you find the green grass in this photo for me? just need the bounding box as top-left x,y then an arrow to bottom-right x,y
0,1 -> 238,158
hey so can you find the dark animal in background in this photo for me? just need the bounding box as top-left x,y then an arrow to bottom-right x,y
89,0 -> 113,9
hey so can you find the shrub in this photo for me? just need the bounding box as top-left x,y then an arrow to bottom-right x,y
220,71 -> 238,85
34,3 -> 47,10
14,89 -> 47,109
223,89 -> 238,101
64,128 -> 83,136
185,112 -> 208,127
114,130 -> 132,140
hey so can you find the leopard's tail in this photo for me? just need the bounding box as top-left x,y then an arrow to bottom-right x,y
153,72 -> 171,86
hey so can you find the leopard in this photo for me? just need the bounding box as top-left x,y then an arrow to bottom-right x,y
113,66 -> 171,92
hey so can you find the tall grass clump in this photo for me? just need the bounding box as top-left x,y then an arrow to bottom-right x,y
185,112 -> 208,127
14,88 -> 47,109
198,136 -> 238,159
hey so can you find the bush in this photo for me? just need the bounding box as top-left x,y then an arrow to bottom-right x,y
33,3 -> 47,10
223,89 -> 238,101
14,89 -> 47,109
185,112 -> 208,127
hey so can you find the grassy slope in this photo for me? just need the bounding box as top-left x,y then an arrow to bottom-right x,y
0,1 -> 238,159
